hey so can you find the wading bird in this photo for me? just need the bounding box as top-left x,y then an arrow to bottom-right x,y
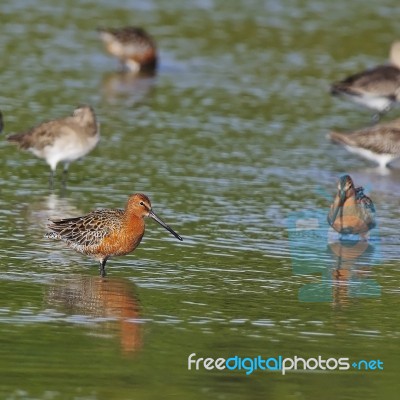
327,175 -> 376,238
45,193 -> 182,276
329,118 -> 400,169
98,26 -> 157,73
331,41 -> 400,122
7,105 -> 99,187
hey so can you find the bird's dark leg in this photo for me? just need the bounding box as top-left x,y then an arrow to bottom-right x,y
49,170 -> 55,190
99,259 -> 107,277
372,106 -> 390,125
61,163 -> 69,188
119,60 -> 128,72
371,113 -> 381,125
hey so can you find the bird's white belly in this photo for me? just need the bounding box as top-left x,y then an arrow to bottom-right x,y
344,144 -> 397,167
347,93 -> 392,112
32,133 -> 100,171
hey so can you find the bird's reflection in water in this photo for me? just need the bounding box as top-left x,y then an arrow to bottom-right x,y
297,236 -> 380,308
101,71 -> 156,105
288,210 -> 381,307
46,275 -> 142,354
25,193 -> 82,231
327,239 -> 380,309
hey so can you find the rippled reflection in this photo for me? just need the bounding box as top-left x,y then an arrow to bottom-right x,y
24,193 -> 82,231
328,240 -> 380,308
101,71 -> 156,105
287,209 -> 381,307
295,238 -> 381,307
46,275 -> 142,353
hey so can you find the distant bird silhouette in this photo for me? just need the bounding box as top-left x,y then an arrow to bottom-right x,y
7,105 -> 99,187
45,193 -> 182,276
327,175 -> 376,238
329,118 -> 400,169
98,27 -> 157,73
331,41 -> 400,121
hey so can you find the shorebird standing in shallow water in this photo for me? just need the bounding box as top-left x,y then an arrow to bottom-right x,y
327,175 -> 376,239
98,27 -> 157,73
331,41 -> 400,122
7,105 -> 99,187
329,118 -> 400,169
45,193 -> 182,276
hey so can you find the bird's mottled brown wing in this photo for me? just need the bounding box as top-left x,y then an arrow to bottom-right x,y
332,65 -> 400,96
7,116 -> 77,150
355,187 -> 376,229
345,125 -> 400,154
46,209 -> 124,250
108,27 -> 153,44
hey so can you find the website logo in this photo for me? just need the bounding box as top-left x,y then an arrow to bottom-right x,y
188,353 -> 384,375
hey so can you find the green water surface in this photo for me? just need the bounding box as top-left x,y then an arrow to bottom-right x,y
0,1 -> 399,399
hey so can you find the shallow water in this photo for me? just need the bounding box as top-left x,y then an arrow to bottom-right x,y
0,0 -> 399,399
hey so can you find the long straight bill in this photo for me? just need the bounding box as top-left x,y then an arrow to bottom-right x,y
149,210 -> 183,241
331,190 -> 346,223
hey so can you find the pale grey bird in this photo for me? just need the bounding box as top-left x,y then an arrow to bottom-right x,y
331,41 -> 400,122
329,118 -> 400,168
7,105 -> 100,186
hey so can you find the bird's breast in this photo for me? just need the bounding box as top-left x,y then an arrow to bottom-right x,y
96,217 -> 145,257
329,200 -> 374,234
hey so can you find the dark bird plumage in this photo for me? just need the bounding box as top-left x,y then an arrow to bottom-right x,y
98,26 -> 157,73
331,41 -> 400,121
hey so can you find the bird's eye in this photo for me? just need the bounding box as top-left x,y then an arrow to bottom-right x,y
140,201 -> 144,206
